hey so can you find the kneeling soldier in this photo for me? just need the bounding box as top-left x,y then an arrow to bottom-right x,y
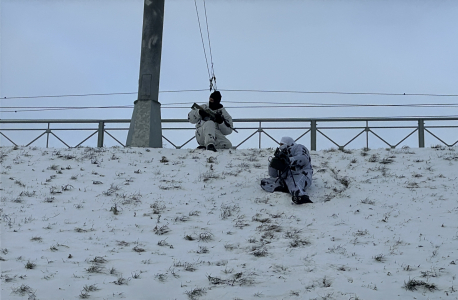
188,91 -> 233,152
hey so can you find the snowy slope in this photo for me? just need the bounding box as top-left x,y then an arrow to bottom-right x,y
1,145 -> 458,300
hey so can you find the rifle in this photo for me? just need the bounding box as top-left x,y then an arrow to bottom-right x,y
191,103 -> 238,133
269,148 -> 291,173
269,147 -> 297,188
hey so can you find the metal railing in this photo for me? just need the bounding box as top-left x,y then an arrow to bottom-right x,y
1,117 -> 458,150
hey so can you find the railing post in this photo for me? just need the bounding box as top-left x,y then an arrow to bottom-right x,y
258,121 -> 262,148
46,123 -> 50,148
97,121 -> 105,147
365,121 -> 369,149
311,120 -> 317,151
418,119 -> 425,148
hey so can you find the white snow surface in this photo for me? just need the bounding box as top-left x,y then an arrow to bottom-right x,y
1,145 -> 458,300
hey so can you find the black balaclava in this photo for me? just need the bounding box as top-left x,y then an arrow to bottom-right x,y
209,91 -> 222,110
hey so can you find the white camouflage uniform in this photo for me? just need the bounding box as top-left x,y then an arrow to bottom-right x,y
188,103 -> 233,149
261,137 -> 313,197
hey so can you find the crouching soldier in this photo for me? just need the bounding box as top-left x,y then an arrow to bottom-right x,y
261,137 -> 313,204
188,91 -> 233,152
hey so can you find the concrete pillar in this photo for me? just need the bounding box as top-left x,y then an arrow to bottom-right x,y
126,0 -> 164,148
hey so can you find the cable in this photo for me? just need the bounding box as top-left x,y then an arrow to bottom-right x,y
2,89 -> 208,100
3,92 -> 135,100
162,104 -> 458,109
3,107 -> 458,121
4,88 -> 458,101
1,106 -> 133,113
5,103 -> 458,109
203,0 -> 217,91
219,89 -> 458,97
4,103 -> 458,114
194,0 -> 211,80
160,89 -> 209,93
193,0 -> 217,91
160,101 -> 458,107
2,106 -> 134,109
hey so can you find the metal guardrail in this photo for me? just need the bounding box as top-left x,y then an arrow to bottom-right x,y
1,117 -> 458,150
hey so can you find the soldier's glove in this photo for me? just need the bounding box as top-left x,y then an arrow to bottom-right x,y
199,109 -> 210,119
214,113 -> 224,124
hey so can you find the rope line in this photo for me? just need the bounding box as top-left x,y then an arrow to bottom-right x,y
194,0 -> 211,80
203,0 -> 217,91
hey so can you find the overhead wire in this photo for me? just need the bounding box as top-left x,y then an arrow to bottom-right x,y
3,87 -> 458,113
159,100 -> 458,107
3,92 -> 135,100
161,104 -> 458,109
202,0 -> 217,91
5,102 -> 458,108
194,0 -> 211,82
3,89 -> 458,100
193,0 -> 217,91
218,89 -> 458,97
1,89 -> 210,100
3,102 -> 458,114
1,106 -> 133,113
3,107 -> 458,122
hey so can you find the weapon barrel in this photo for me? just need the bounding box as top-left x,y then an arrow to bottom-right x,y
191,103 -> 238,133
191,103 -> 216,118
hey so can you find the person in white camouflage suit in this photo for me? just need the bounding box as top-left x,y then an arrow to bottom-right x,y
188,91 -> 233,152
261,136 -> 313,204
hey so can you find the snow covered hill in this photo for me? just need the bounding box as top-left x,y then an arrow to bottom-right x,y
1,145 -> 458,300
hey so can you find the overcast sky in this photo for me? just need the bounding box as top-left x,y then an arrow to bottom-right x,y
1,0 -> 458,125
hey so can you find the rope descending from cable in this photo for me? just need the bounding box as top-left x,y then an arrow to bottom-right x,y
194,0 -> 217,91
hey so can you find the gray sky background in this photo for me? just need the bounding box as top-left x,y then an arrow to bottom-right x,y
1,0 -> 458,147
